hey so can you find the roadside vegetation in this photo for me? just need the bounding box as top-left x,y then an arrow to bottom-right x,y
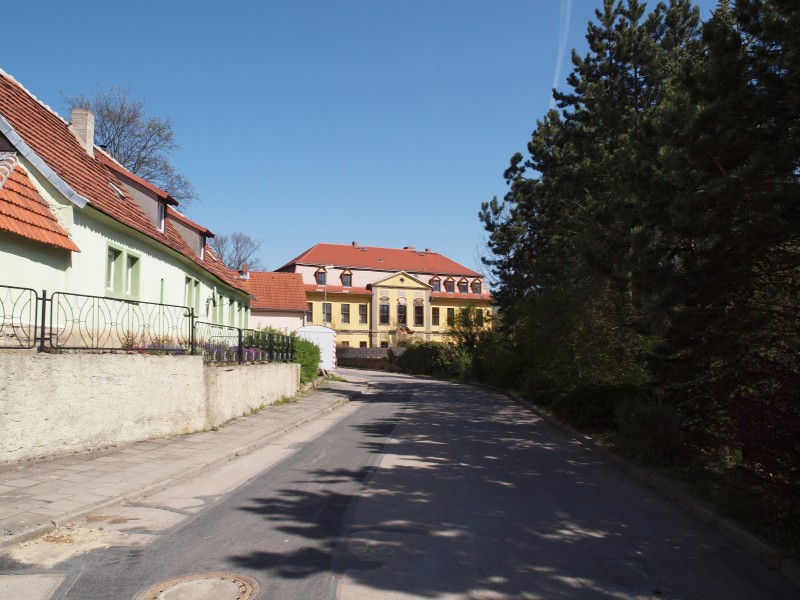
399,0 -> 799,556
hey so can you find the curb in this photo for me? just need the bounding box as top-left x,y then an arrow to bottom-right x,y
506,392 -> 798,589
0,384 -> 361,550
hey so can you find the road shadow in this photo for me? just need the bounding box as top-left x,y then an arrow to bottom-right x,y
229,375 -> 792,600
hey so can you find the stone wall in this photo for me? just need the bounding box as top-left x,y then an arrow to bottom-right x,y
0,353 -> 299,463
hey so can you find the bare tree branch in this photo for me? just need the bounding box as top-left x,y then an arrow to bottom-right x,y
210,232 -> 265,271
64,86 -> 198,206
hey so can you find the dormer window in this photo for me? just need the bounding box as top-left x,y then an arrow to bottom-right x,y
430,277 -> 441,292
341,270 -> 352,287
157,202 -> 165,233
458,279 -> 469,294
471,280 -> 482,295
315,268 -> 327,285
444,278 -> 455,293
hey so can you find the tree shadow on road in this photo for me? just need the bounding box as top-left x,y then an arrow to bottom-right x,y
229,376 -> 786,600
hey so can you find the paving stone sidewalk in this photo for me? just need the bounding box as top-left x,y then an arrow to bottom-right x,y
0,379 -> 366,550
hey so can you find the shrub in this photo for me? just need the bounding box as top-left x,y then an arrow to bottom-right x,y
615,400 -> 687,465
294,337 -> 321,384
552,386 -> 621,432
396,342 -> 469,379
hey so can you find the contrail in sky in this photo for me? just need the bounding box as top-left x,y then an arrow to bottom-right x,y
549,0 -> 573,110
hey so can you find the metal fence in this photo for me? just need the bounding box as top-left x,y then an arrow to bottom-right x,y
0,285 -> 294,364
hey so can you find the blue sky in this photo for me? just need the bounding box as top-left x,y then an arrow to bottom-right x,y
5,0 -> 718,273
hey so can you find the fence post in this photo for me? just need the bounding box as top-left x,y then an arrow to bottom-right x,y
269,333 -> 275,363
237,327 -> 243,364
39,290 -> 47,353
190,308 -> 196,355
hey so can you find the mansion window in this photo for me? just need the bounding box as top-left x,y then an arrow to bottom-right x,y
398,303 -> 407,326
359,304 -> 368,324
430,277 -> 441,292
341,272 -> 352,287
379,303 -> 390,325
315,269 -> 327,285
306,302 -> 313,323
414,305 -> 424,327
458,279 -> 468,294
341,303 -> 350,324
447,307 -> 455,326
476,309 -> 484,326
444,279 -> 455,293
472,280 -> 482,294
322,302 -> 332,323
432,307 -> 440,326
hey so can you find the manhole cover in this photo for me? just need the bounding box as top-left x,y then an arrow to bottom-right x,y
135,572 -> 259,600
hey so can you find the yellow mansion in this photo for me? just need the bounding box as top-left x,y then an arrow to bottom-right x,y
276,242 -> 492,348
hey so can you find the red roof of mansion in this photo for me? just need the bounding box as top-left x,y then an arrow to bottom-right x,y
278,243 -> 482,278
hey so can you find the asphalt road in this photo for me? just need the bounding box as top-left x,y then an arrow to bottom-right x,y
1,369 -> 797,599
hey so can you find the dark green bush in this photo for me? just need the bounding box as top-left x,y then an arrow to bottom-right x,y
551,386 -> 622,432
396,342 -> 469,378
294,337 -> 321,384
615,400 -> 686,465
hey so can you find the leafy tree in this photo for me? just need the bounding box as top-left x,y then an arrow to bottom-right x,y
210,232 -> 264,271
65,86 -> 197,205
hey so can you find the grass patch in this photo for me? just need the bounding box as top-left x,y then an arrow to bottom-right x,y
652,458 -> 799,557
271,395 -> 298,407
325,373 -> 347,382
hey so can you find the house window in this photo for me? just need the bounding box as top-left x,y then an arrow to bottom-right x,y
341,303 -> 350,324
342,272 -> 352,287
185,278 -> 200,314
106,247 -> 123,292
125,255 -> 140,297
414,305 -> 424,327
359,341 -> 367,348
323,302 -> 332,323
340,341 -> 350,348
379,303 -> 390,325
447,307 -> 455,326
458,279 -> 468,294
359,304 -> 368,324
397,303 -> 407,326
444,279 -> 455,293
316,269 -> 327,285
430,278 -> 441,292
472,280 -> 482,294
157,202 -> 165,233
306,302 -> 313,323
380,341 -> 389,348
432,307 -> 440,326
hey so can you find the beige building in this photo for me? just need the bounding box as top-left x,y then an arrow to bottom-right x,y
277,242 -> 492,348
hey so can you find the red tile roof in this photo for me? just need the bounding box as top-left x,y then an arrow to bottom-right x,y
0,159 -> 79,252
0,70 -> 247,295
95,150 -> 178,205
239,272 -> 307,312
278,243 -> 483,277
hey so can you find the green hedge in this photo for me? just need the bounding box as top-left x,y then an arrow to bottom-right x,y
396,342 -> 469,379
294,337 -> 321,384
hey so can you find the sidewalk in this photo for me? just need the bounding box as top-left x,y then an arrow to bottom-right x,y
0,378 -> 367,550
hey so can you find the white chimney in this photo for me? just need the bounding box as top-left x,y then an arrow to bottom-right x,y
70,108 -> 95,157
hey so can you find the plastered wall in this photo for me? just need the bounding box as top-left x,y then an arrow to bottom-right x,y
0,353 -> 299,463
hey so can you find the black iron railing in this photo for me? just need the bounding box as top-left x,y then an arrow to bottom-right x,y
0,285 -> 294,364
